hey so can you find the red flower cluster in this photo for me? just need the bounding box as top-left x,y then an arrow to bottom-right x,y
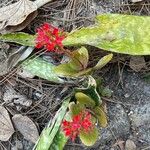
62,111 -> 93,141
35,23 -> 66,53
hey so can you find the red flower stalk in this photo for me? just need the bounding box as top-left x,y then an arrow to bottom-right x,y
35,23 -> 66,53
62,111 -> 93,141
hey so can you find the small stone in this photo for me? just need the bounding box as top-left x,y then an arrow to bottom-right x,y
124,93 -> 130,98
128,111 -> 133,116
32,91 -> 42,100
125,139 -> 136,150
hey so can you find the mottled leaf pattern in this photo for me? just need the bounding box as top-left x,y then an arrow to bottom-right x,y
63,14 -> 150,55
22,57 -> 64,83
35,98 -> 70,150
0,32 -> 35,46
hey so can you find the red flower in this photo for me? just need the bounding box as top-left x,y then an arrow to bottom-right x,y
62,110 -> 93,141
35,23 -> 66,53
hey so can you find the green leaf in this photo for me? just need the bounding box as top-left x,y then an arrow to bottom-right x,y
101,87 -> 112,98
75,92 -> 96,108
49,130 -> 67,150
93,106 -> 107,128
35,128 -> 51,150
76,76 -> 102,106
22,57 -> 65,83
0,32 -> 35,46
69,102 -> 85,116
35,129 -> 67,150
79,127 -> 98,146
63,14 -> 150,55
93,54 -> 113,70
54,47 -> 89,77
35,98 -> 70,150
70,46 -> 89,70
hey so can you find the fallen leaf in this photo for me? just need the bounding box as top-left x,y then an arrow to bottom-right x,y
125,139 -> 136,150
0,45 -> 34,76
0,0 -> 37,33
0,106 -> 14,141
3,11 -> 38,34
12,114 -> 39,143
7,46 -> 34,70
3,85 -> 32,108
129,56 -> 146,72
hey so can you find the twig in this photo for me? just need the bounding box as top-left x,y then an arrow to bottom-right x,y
142,146 -> 150,150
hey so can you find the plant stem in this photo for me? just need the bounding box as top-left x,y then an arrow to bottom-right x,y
34,0 -> 53,8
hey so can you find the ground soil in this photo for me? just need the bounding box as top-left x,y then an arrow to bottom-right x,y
0,0 -> 150,150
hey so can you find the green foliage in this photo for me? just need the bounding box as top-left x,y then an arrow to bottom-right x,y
21,51 -> 112,84
101,87 -> 112,98
34,98 -> 70,150
63,14 -> 150,55
93,106 -> 107,128
54,47 -> 89,76
0,14 -> 149,55
75,92 -> 96,108
49,130 -> 67,150
74,53 -> 113,77
93,54 -> 113,70
68,102 -> 99,146
69,102 -> 84,116
76,76 -> 102,106
0,32 -> 35,46
22,57 -> 65,83
79,127 -> 99,146
74,76 -> 108,128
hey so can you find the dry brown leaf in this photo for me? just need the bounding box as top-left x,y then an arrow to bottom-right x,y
129,56 -> 146,72
0,106 -> 14,141
0,0 -> 37,33
3,85 -> 32,109
125,139 -> 136,150
3,11 -> 38,34
12,114 -> 39,143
